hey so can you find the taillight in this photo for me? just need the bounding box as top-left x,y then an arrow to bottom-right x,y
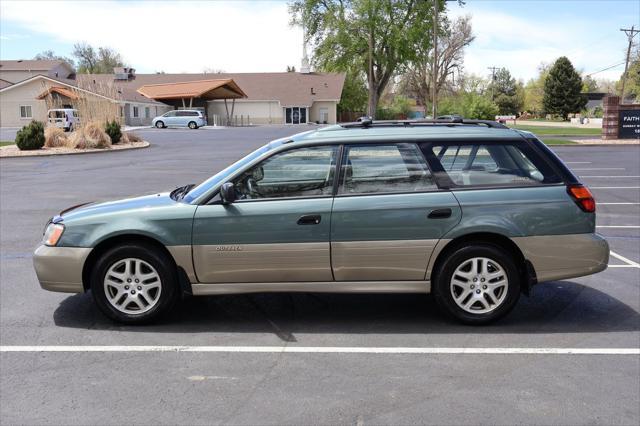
568,184 -> 595,213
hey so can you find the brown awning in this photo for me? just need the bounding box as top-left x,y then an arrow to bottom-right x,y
36,86 -> 80,100
136,79 -> 247,101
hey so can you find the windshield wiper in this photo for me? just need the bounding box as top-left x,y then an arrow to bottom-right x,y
170,184 -> 195,201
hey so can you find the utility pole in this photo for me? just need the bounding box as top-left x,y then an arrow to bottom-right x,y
487,66 -> 499,100
620,26 -> 639,103
431,0 -> 438,119
430,0 -> 460,118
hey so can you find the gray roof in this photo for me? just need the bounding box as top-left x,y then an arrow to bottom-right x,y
78,72 -> 346,107
0,59 -> 67,71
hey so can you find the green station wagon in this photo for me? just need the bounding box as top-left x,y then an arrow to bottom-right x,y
33,119 -> 609,324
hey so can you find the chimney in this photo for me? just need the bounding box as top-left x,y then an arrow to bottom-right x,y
114,67 -> 136,80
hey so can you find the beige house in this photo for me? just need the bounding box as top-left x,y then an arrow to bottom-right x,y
0,73 -> 170,127
84,71 -> 346,125
0,59 -> 75,84
0,59 -> 345,127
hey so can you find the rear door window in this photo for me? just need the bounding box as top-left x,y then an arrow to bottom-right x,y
339,143 -> 437,195
428,142 -> 561,187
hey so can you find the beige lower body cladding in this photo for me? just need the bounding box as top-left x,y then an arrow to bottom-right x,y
512,233 -> 609,282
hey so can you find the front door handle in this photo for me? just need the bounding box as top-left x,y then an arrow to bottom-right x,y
297,215 -> 321,225
428,208 -> 452,219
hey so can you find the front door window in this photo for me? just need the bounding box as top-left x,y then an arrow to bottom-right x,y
233,145 -> 338,200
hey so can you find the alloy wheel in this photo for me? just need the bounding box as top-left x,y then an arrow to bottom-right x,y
103,258 -> 162,315
449,257 -> 508,314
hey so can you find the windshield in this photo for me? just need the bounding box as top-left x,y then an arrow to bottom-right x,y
182,144 -> 272,203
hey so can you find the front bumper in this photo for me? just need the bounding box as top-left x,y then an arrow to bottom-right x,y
32,245 -> 92,293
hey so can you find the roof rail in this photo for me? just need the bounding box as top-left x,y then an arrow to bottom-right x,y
340,118 -> 508,129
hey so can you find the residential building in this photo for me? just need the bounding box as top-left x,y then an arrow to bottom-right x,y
0,59 -> 346,128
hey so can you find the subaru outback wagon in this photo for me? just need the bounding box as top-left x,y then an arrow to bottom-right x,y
34,119 -> 609,324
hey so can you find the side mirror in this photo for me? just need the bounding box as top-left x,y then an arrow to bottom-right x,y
220,182 -> 236,204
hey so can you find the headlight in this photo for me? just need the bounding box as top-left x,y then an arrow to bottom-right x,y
43,223 -> 65,246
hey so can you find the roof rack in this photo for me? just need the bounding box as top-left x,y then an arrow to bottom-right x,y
340,117 -> 508,129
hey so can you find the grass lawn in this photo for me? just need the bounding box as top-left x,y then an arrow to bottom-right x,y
511,125 -> 601,136
542,138 -> 578,145
0,141 -> 15,147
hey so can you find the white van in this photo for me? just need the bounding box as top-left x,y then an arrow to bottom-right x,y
47,109 -> 80,132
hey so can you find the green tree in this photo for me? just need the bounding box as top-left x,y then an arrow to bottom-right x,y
290,0 -> 436,118
72,42 -> 125,73
617,51 -> 640,100
543,56 -> 587,119
33,50 -> 75,68
582,75 -> 598,92
337,69 -> 368,114
488,68 -> 523,115
523,63 -> 549,116
438,92 -> 499,120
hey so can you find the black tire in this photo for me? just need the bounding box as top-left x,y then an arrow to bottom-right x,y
155,121 -> 165,129
188,121 -> 198,129
90,243 -> 179,324
433,244 -> 520,325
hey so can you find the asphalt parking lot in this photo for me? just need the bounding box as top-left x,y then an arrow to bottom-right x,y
1,126 -> 639,425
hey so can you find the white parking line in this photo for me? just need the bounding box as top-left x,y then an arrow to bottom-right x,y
590,187 -> 640,189
599,202 -> 640,205
0,346 -> 638,355
564,161 -> 592,164
572,168 -> 626,171
610,251 -> 640,268
579,176 -> 640,178
597,225 -> 640,228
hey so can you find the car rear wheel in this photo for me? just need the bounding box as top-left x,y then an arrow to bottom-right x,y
155,121 -> 165,129
188,121 -> 198,129
90,243 -> 179,324
433,244 -> 520,324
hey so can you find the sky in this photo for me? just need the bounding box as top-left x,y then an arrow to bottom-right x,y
0,0 -> 638,82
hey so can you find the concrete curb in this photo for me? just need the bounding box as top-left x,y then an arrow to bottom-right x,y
547,143 -> 640,147
0,141 -> 150,159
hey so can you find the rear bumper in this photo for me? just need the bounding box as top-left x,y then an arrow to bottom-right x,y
513,233 -> 609,282
32,245 -> 91,293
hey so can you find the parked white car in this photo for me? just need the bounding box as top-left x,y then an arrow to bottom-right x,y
47,109 -> 80,132
152,110 -> 206,129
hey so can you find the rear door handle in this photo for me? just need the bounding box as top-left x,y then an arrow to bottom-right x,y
297,215 -> 321,225
428,208 -> 452,219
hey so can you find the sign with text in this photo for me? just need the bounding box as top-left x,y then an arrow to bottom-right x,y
619,110 -> 640,139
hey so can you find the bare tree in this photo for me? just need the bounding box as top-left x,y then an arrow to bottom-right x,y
73,42 -> 125,73
399,15 -> 474,110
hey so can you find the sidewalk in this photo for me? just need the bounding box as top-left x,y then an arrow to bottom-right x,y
577,138 -> 639,145
516,120 -> 602,129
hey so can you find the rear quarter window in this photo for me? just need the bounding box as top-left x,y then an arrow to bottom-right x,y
427,141 -> 562,188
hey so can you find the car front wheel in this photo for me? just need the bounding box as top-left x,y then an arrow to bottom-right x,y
155,121 -> 165,129
433,244 -> 520,324
90,243 -> 179,324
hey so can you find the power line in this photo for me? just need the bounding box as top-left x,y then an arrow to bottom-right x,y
585,60 -> 627,77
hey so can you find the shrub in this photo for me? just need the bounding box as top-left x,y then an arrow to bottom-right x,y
44,127 -> 68,148
120,132 -> 143,143
438,93 -> 500,120
15,121 -> 45,151
66,122 -> 112,149
104,120 -> 122,144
